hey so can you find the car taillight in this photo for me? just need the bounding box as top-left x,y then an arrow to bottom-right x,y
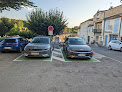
13,42 -> 19,45
0,42 -> 3,45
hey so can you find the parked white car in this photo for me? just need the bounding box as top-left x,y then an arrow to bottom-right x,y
108,40 -> 122,52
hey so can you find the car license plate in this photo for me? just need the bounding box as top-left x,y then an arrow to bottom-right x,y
4,47 -> 11,49
31,53 -> 39,55
78,54 -> 85,56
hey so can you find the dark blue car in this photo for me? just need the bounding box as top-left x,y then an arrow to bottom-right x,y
0,37 -> 28,53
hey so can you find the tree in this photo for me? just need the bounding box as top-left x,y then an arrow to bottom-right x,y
27,8 -> 68,36
0,17 -> 14,36
6,27 -> 20,36
0,0 -> 36,12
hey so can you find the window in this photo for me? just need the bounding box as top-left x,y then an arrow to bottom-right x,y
31,37 -> 49,44
68,38 -> 86,45
5,39 -> 16,42
111,40 -> 116,43
97,13 -> 100,18
115,40 -> 121,44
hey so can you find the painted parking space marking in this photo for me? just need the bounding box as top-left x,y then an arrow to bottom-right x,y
93,52 -> 122,63
53,51 -> 62,55
13,53 -> 53,62
52,48 -> 65,62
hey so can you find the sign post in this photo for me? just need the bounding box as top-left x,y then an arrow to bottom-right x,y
48,26 -> 54,35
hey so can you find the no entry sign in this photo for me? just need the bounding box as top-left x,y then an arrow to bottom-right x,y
48,26 -> 54,35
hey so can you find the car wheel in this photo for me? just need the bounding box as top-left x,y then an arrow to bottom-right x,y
120,48 -> 122,52
108,45 -> 112,50
18,46 -> 22,53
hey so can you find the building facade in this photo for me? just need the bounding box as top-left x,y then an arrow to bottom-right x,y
93,11 -> 105,45
79,5 -> 122,46
79,18 -> 93,43
103,5 -> 122,46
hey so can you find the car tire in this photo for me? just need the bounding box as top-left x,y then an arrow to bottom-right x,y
108,45 -> 112,50
120,48 -> 122,52
18,46 -> 22,53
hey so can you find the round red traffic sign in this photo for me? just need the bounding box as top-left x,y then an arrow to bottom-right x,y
48,26 -> 54,31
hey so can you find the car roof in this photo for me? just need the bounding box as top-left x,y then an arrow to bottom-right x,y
5,37 -> 21,39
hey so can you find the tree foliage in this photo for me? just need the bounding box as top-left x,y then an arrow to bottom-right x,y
27,8 -> 68,36
0,17 -> 14,36
0,17 -> 31,37
63,26 -> 79,33
6,26 -> 36,39
0,0 -> 36,12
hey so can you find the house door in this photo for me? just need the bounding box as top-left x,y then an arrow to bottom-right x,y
105,35 -> 108,46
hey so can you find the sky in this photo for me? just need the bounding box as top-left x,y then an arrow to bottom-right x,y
0,0 -> 121,28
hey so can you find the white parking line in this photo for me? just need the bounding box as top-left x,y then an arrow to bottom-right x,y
13,54 -> 24,61
52,48 -> 65,62
54,48 -> 61,51
52,56 -> 64,61
53,51 -> 62,55
94,52 -> 122,63
13,54 -> 53,62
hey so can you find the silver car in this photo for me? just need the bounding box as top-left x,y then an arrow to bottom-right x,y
24,36 -> 52,57
63,37 -> 93,59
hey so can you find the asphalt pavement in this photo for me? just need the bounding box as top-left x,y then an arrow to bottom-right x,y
0,46 -> 122,92
90,44 -> 122,62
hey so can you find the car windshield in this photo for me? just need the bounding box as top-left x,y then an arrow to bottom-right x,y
31,37 -> 49,44
5,39 -> 16,43
68,38 -> 86,45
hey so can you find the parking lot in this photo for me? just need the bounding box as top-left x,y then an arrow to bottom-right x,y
0,45 -> 122,92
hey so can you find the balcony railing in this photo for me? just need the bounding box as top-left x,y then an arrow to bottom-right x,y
93,29 -> 102,33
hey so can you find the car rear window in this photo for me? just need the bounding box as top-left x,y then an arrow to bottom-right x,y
68,38 -> 86,45
31,37 -> 49,44
5,39 -> 16,43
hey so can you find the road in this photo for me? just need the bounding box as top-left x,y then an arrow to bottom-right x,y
90,45 -> 122,62
0,45 -> 122,92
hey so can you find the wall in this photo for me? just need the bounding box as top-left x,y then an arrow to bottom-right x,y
80,21 -> 89,43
